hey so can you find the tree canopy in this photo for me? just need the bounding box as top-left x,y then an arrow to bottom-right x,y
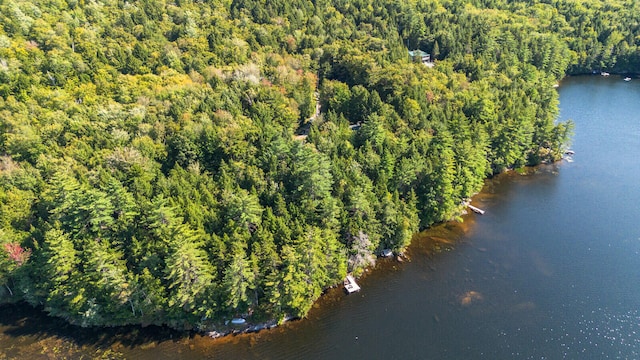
2,0 -> 634,330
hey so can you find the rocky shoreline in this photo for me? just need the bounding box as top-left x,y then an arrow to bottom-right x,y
204,253 -> 408,340
205,316 -> 296,339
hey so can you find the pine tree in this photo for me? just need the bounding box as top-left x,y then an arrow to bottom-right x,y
42,228 -> 78,317
165,223 -> 215,317
81,238 -> 132,325
222,241 -> 256,314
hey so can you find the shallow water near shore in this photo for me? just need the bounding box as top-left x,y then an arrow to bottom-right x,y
2,75 -> 640,359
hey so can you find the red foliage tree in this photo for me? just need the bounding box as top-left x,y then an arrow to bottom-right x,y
3,242 -> 31,266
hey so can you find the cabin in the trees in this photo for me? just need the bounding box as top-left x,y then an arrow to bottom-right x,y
408,50 -> 434,67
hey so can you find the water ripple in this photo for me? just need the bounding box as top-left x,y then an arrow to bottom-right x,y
540,308 -> 640,359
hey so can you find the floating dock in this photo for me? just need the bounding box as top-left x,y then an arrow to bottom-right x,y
344,275 -> 361,294
468,205 -> 485,215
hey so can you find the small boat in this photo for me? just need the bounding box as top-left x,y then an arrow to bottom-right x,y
601,72 -> 610,76
624,77 -> 632,82
231,318 -> 246,325
381,249 -> 393,258
468,204 -> 485,215
565,149 -> 575,155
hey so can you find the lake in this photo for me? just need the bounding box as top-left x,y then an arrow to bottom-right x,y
2,76 -> 640,359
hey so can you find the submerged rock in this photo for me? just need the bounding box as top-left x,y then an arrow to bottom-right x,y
459,291 -> 483,306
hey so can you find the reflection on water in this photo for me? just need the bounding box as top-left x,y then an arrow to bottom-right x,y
0,302 -> 192,359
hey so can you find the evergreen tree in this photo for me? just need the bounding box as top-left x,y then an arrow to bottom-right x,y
222,241 -> 256,314
165,223 -> 216,317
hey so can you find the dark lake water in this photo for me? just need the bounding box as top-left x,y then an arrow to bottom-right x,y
2,76 -> 640,359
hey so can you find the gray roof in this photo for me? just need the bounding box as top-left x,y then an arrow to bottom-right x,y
408,49 -> 430,57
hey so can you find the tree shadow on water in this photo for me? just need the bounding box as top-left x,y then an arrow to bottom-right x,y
0,302 -> 193,354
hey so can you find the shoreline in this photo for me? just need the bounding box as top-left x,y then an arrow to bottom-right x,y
0,166 -> 529,343
0,161 -> 563,354
0,160 -> 562,340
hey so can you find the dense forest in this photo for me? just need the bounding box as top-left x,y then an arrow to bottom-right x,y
0,0 -> 638,330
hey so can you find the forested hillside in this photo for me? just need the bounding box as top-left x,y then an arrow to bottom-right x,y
0,0 -> 637,329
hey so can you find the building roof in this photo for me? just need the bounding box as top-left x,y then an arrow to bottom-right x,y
408,49 -> 430,57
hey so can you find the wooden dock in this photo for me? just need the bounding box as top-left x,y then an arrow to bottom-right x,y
468,204 -> 485,215
344,275 -> 361,294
